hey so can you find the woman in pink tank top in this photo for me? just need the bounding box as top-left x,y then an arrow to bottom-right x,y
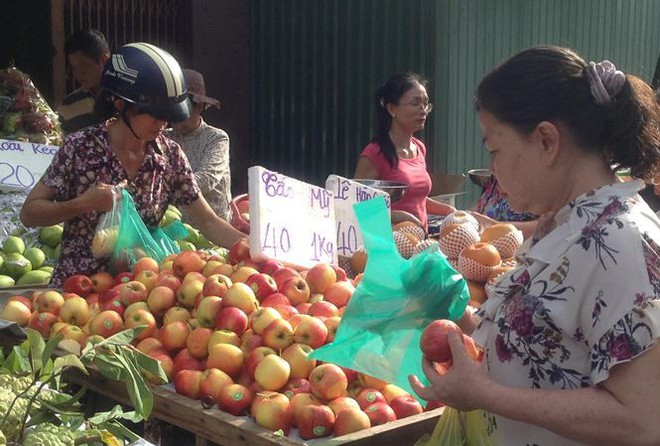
353,73 -> 453,229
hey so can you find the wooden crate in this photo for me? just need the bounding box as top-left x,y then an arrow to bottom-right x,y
64,367 -> 442,446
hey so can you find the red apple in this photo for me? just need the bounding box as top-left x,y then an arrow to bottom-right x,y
135,337 -> 164,355
324,316 -> 341,343
88,310 -> 124,338
134,270 -> 159,293
63,274 -> 93,297
27,311 -> 59,337
172,348 -> 206,377
258,259 -> 284,276
305,263 -> 337,294
334,406 -> 371,436
174,369 -> 204,399
309,364 -> 348,401
355,388 -> 387,410
58,296 -> 89,326
221,282 -> 259,315
155,273 -> 182,293
323,281 -> 355,308
245,346 -> 277,379
239,329 -> 264,354
389,395 -> 424,419
117,281 -> 149,307
215,306 -> 249,335
245,272 -> 278,302
208,329 -> 241,347
202,273 -> 232,298
133,256 -> 160,275
381,384 -> 410,403
195,295 -> 223,328
186,327 -> 214,359
251,391 -> 293,434
199,368 -> 234,402
101,299 -> 125,317
227,238 -> 251,265
292,314 -> 328,348
281,377 -> 311,399
230,266 -> 259,284
34,290 -> 65,315
159,320 -> 191,352
272,304 -> 298,320
332,265 -> 349,282
89,271 -> 115,293
216,383 -> 253,416
207,343 -> 244,378
176,279 -> 204,309
173,251 -> 206,278
145,348 -> 174,384
308,301 -> 339,319
113,271 -> 134,286
254,354 -> 291,391
297,404 -> 335,440
327,396 -> 360,416
163,306 -> 192,325
0,301 -> 31,326
420,319 -> 463,363
249,307 -> 283,335
280,277 -> 311,306
272,267 -> 301,289
364,402 -> 397,426
261,292 -> 291,308
261,318 -> 294,350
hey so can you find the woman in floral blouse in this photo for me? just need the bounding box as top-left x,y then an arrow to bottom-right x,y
20,43 -> 245,287
410,46 -> 660,445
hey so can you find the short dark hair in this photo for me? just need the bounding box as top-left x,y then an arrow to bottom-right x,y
64,29 -> 110,61
373,72 -> 429,168
476,45 -> 660,182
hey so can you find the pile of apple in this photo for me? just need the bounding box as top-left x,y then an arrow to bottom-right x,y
0,239 -> 433,439
434,211 -> 522,308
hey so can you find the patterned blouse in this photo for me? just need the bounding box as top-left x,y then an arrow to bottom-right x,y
474,176 -> 536,222
42,120 -> 201,286
472,180 -> 660,445
164,118 -> 232,222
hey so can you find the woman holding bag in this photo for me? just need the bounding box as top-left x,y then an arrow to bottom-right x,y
21,42 -> 246,287
409,46 -> 660,445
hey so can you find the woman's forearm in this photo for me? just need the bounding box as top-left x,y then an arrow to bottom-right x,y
21,196 -> 89,227
481,381 -> 659,446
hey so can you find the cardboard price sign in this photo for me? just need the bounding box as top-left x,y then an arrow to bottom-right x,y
248,166 -> 337,268
0,139 -> 59,190
325,175 -> 390,256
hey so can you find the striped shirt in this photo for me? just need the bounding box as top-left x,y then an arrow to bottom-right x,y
57,88 -> 102,133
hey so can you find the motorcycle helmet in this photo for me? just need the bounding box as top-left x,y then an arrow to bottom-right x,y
100,42 -> 191,123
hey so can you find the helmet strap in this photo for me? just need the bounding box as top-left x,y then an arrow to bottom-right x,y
120,108 -> 142,140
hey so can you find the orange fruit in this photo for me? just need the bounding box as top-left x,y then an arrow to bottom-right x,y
350,251 -> 368,274
467,280 -> 487,304
460,242 -> 501,267
480,223 -> 518,242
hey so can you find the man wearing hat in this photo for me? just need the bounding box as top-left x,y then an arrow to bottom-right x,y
165,69 -> 232,222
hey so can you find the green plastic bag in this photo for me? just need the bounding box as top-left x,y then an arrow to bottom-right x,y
110,190 -> 171,273
151,220 -> 190,256
310,196 -> 469,398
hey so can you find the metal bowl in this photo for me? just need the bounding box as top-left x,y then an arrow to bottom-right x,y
353,179 -> 409,203
467,169 -> 492,188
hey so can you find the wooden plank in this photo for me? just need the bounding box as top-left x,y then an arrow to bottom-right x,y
63,368 -> 442,446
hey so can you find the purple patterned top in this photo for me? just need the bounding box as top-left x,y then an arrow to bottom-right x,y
472,180 -> 660,445
42,120 -> 201,286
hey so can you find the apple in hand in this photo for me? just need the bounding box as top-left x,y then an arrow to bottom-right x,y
297,404 -> 335,440
420,319 -> 463,363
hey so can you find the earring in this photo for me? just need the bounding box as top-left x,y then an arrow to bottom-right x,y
391,114 -> 396,118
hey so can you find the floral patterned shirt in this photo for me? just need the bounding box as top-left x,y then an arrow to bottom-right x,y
164,118 -> 233,222
472,180 -> 660,445
474,175 -> 536,222
41,120 -> 201,287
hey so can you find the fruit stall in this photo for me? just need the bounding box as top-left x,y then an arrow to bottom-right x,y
0,67 -> 514,446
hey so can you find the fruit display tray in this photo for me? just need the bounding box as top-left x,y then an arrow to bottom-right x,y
63,366 -> 443,446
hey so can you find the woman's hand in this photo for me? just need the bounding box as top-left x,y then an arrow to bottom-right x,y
408,332 -> 490,411
79,182 -> 125,213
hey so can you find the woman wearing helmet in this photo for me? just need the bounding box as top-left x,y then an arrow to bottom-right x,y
20,42 -> 246,287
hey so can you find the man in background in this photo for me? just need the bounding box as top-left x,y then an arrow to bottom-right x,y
57,29 -> 110,133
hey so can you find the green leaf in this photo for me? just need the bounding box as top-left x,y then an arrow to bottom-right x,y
42,332 -> 63,369
88,405 -> 143,425
111,351 -> 153,418
53,353 -> 88,376
37,399 -> 85,417
129,348 -> 167,385
93,355 -> 126,381
26,328 -> 46,374
92,328 -> 145,350
101,420 -> 141,442
3,344 -> 31,374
